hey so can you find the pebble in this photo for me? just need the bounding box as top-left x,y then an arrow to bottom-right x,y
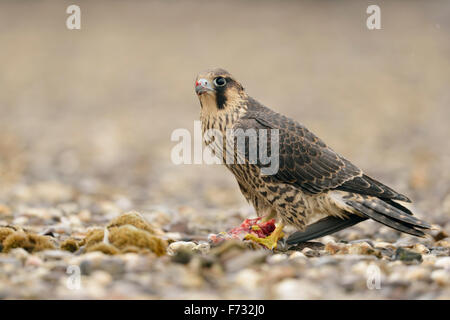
411,243 -> 430,254
193,242 -> 210,255
38,250 -> 72,260
348,242 -> 378,256
301,247 -> 320,257
234,269 -> 261,290
89,270 -> 113,287
394,237 -> 417,248
422,254 -> 437,266
320,236 -> 336,245
25,255 -> 43,267
404,266 -> 430,281
435,257 -> 450,270
394,248 -> 422,262
349,239 -> 374,247
0,257 -> 20,268
312,256 -> 339,267
435,239 -> 450,248
9,248 -> 29,261
374,241 -> 396,250
288,251 -> 307,260
12,216 -> 28,226
325,242 -> 346,255
274,279 -> 321,299
77,210 -> 92,222
224,250 -> 268,272
431,270 -> 450,286
267,254 -> 288,264
77,254 -> 126,276
167,241 -> 196,255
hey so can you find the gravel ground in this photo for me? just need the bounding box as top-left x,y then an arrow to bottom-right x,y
0,0 -> 449,299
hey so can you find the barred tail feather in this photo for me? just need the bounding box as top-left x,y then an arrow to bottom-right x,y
345,199 -> 430,237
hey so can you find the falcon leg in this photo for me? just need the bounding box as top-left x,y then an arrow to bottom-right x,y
245,222 -> 285,250
261,209 -> 277,222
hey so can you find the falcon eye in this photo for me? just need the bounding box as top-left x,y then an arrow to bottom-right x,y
213,77 -> 226,87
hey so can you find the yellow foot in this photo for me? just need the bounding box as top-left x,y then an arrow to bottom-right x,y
244,223 -> 284,250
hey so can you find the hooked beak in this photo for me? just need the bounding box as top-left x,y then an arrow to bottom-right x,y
195,78 -> 214,96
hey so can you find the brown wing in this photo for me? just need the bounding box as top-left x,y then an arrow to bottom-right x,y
236,97 -> 410,202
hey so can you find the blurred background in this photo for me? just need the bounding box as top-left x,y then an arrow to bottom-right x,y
0,0 -> 449,231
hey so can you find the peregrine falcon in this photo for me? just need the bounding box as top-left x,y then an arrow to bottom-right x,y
195,68 -> 431,247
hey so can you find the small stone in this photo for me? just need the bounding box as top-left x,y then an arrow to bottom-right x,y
394,237 -> 416,248
267,254 -> 288,264
421,254 -> 437,266
79,254 -> 126,276
210,239 -> 250,258
23,208 -> 52,220
430,269 -> 450,286
351,261 -> 371,275
0,257 -> 20,268
164,232 -> 182,241
374,241 -> 396,250
435,239 -> 450,248
324,242 -> 347,255
394,248 -> 422,263
431,229 -> 449,242
8,248 -> 29,261
313,256 -> 339,267
435,257 -> 450,270
224,250 -> 268,272
348,242 -> 379,256
89,270 -> 113,286
234,269 -> 261,290
349,239 -> 374,247
410,243 -> 430,254
167,241 -> 196,255
404,266 -> 430,281
301,247 -> 320,257
12,216 -> 28,226
171,249 -> 193,264
38,249 -> 72,260
288,251 -> 307,260
25,255 -> 43,267
193,242 -> 210,255
320,236 -> 336,245
122,253 -> 153,272
78,210 -> 92,222
274,279 -> 321,299
430,247 -> 450,257
68,215 -> 82,227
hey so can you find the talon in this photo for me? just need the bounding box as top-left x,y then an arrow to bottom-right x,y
245,223 -> 284,250
251,225 -> 261,231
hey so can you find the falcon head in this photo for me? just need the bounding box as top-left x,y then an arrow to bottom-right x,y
195,68 -> 245,113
